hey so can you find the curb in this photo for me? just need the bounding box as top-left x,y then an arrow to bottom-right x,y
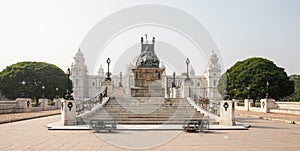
0,112 -> 61,124
237,113 -> 300,125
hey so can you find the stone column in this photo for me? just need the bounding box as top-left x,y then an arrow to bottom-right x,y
220,100 -> 235,126
16,98 -> 32,111
170,87 -> 176,98
53,99 -> 62,109
39,99 -> 48,110
181,80 -> 193,98
233,99 -> 239,108
61,99 -> 77,126
244,99 -> 253,111
260,98 -> 276,113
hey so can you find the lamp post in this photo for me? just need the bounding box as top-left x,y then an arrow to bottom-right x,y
42,86 -> 45,98
233,88 -> 237,99
119,71 -> 123,87
106,58 -> 111,81
266,81 -> 269,99
21,80 -> 26,98
65,68 -> 74,100
247,86 -> 250,99
55,87 -> 59,98
223,71 -> 230,100
186,58 -> 190,79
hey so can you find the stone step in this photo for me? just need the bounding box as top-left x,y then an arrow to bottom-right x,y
91,113 -> 203,118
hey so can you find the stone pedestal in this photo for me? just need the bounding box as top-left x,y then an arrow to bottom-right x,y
131,68 -> 165,97
61,99 -> 77,126
233,99 -> 239,107
220,100 -> 235,126
101,81 -> 113,98
16,98 -> 32,110
260,98 -> 276,113
53,99 -> 62,109
181,79 -> 194,98
39,99 -> 48,110
244,99 -> 253,111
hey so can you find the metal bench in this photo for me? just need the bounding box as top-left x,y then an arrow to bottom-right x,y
90,119 -> 117,132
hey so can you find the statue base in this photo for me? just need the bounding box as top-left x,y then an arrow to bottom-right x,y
131,68 -> 165,97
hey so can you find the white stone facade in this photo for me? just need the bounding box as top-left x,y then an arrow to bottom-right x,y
70,50 -> 221,100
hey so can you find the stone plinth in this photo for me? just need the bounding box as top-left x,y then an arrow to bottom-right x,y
244,99 -> 253,111
53,99 -> 62,109
101,81 -> 113,98
181,79 -> 194,98
39,99 -> 48,110
16,98 -> 32,110
61,99 -> 77,126
260,98 -> 276,113
131,68 -> 165,97
220,100 -> 235,126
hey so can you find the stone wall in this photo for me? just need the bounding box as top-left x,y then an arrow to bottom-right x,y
235,99 -> 300,115
0,98 -> 61,114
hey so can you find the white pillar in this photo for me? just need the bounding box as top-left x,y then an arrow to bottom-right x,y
16,98 -> 32,111
61,99 -> 77,126
220,100 -> 235,126
260,98 -> 276,113
39,99 -> 48,110
53,99 -> 62,109
244,99 -> 253,111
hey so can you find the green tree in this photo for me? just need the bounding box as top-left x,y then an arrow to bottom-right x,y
283,74 -> 300,101
218,57 -> 294,101
0,61 -> 72,100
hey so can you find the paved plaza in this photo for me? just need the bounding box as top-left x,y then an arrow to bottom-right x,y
0,114 -> 300,151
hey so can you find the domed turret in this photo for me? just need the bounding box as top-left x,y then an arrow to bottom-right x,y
97,65 -> 104,76
75,49 -> 84,57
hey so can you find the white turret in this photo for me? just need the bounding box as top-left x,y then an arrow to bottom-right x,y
204,50 -> 221,100
71,49 -> 89,99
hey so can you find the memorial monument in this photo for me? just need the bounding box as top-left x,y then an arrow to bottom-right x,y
131,35 -> 165,97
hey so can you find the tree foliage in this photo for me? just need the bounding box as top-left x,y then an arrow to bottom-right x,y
282,74 -> 300,101
217,57 -> 294,100
0,61 -> 72,100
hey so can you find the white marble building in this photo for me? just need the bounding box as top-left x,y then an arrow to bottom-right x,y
70,49 -> 221,100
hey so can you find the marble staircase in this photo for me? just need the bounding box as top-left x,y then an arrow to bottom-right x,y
85,97 -> 204,125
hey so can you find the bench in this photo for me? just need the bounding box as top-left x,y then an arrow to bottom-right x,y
89,119 -> 117,132
182,119 -> 209,132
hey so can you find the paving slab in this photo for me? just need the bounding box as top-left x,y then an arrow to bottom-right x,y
1,115 -> 300,150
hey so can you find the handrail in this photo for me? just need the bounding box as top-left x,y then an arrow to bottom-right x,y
189,88 -> 220,116
76,87 -> 108,114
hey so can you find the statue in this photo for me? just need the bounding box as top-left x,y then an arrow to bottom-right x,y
136,35 -> 160,68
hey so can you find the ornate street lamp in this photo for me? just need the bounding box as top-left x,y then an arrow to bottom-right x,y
266,81 -> 269,99
119,71 -> 123,87
186,58 -> 190,79
105,58 -> 111,81
42,85 -> 45,98
65,68 -> 74,100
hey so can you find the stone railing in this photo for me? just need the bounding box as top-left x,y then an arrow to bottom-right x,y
0,98 -> 62,114
235,99 -> 300,115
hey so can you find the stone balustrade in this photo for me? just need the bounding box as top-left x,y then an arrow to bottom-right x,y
0,98 -> 62,114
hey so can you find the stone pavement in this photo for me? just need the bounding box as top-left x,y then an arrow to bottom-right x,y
0,110 -> 60,124
0,115 -> 300,151
236,110 -> 300,124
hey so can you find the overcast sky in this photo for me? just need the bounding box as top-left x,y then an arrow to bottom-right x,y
0,0 -> 299,75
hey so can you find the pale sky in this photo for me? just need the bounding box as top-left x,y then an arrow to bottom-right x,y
0,0 -> 299,75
